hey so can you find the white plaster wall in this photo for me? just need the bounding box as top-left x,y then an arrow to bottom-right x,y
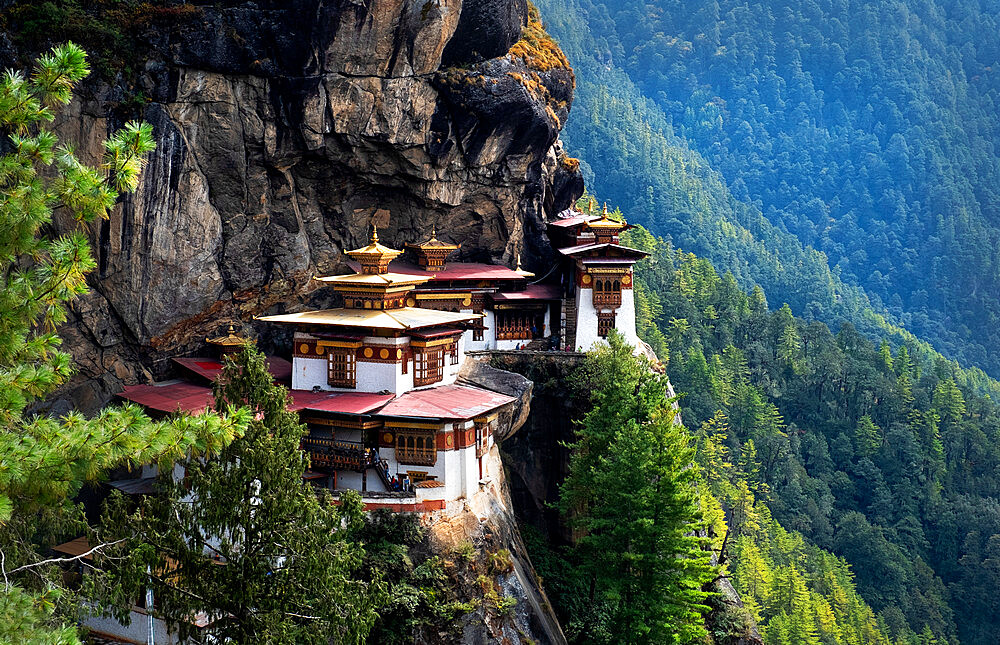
617,290 -> 641,347
574,286 -> 601,351
292,356 -> 328,391
543,307 -> 551,337
336,470 -> 364,491
495,339 -> 524,350
573,286 -> 641,352
462,309 -> 495,352
356,360 -> 402,393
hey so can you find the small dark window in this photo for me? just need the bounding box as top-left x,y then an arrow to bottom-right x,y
327,350 -> 356,388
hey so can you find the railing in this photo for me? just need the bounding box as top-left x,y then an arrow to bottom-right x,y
592,291 -> 622,307
395,446 -> 437,466
302,437 -> 378,471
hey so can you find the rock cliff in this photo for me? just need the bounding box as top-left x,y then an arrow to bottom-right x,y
2,0 -> 582,412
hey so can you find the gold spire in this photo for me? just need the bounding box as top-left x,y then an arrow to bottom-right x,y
206,323 -> 250,349
346,225 -> 403,274
406,225 -> 460,271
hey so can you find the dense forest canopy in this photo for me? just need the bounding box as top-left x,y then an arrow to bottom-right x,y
624,221 -> 1000,645
538,0 -> 1000,380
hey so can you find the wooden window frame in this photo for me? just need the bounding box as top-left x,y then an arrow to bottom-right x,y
592,277 -> 622,307
597,311 -> 616,338
395,431 -> 437,466
327,349 -> 356,388
449,341 -> 459,365
413,346 -> 445,386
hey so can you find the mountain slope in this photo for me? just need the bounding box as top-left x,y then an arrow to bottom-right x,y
536,0 -> 1000,381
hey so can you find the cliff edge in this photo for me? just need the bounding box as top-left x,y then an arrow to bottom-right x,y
0,0 -> 583,413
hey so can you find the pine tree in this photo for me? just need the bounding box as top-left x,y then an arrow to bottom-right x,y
854,415 -> 882,457
560,331 -> 716,644
0,43 -> 249,642
96,345 -> 384,644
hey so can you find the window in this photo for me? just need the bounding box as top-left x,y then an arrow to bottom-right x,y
496,311 -> 543,340
593,276 -> 622,307
473,327 -> 484,342
413,347 -> 444,386
395,431 -> 437,465
449,342 -> 459,365
474,419 -> 490,458
597,312 -> 616,338
327,350 -> 356,388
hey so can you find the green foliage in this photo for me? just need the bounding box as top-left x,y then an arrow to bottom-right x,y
1,1 -> 202,81
537,0 -> 1000,389
0,43 -> 248,644
94,345 -> 381,644
355,509 -> 473,643
557,331 -> 716,644
619,220 -> 1000,642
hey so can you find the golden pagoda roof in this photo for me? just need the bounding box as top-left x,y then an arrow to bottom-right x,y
315,272 -> 431,287
345,225 -> 403,273
586,203 -> 628,230
206,324 -> 250,347
258,307 -> 481,331
406,226 -> 460,252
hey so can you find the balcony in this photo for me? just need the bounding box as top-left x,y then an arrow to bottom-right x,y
302,437 -> 375,471
592,290 -> 622,307
395,446 -> 437,466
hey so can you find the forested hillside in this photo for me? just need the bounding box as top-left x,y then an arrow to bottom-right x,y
624,219 -> 1000,645
537,0 -> 1000,379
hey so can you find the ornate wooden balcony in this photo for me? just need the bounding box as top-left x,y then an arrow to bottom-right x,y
592,290 -> 622,307
395,446 -> 437,466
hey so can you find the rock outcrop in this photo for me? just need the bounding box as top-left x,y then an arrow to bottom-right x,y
10,0 -> 582,412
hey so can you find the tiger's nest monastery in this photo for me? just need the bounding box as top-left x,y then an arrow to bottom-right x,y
115,208 -> 648,513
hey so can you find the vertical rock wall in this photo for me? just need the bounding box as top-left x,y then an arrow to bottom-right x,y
15,0 -> 584,412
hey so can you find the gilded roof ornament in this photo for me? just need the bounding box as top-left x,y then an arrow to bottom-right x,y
206,323 -> 250,347
346,225 -> 403,274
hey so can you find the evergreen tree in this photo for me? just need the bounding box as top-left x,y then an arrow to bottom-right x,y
0,43 -> 248,642
559,331 -> 715,644
96,345 -> 384,644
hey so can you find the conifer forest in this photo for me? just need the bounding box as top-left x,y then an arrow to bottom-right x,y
3,1 -> 1000,644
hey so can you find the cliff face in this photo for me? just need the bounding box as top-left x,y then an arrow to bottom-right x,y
22,0 -> 582,412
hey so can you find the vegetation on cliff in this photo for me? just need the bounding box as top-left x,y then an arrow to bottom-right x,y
622,219 -> 1000,644
526,333 -> 718,644
537,0 -> 1000,388
0,44 -> 250,643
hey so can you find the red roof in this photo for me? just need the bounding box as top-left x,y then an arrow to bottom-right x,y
288,390 -> 393,415
118,381 -> 215,414
490,284 -> 562,301
377,384 -> 516,420
173,356 -> 292,384
558,242 -> 649,258
548,214 -> 597,228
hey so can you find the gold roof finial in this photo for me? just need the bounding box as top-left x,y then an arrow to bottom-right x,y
590,196 -> 597,213
431,225 -> 437,240
602,202 -> 609,217
346,224 -> 402,274
207,323 -> 249,348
